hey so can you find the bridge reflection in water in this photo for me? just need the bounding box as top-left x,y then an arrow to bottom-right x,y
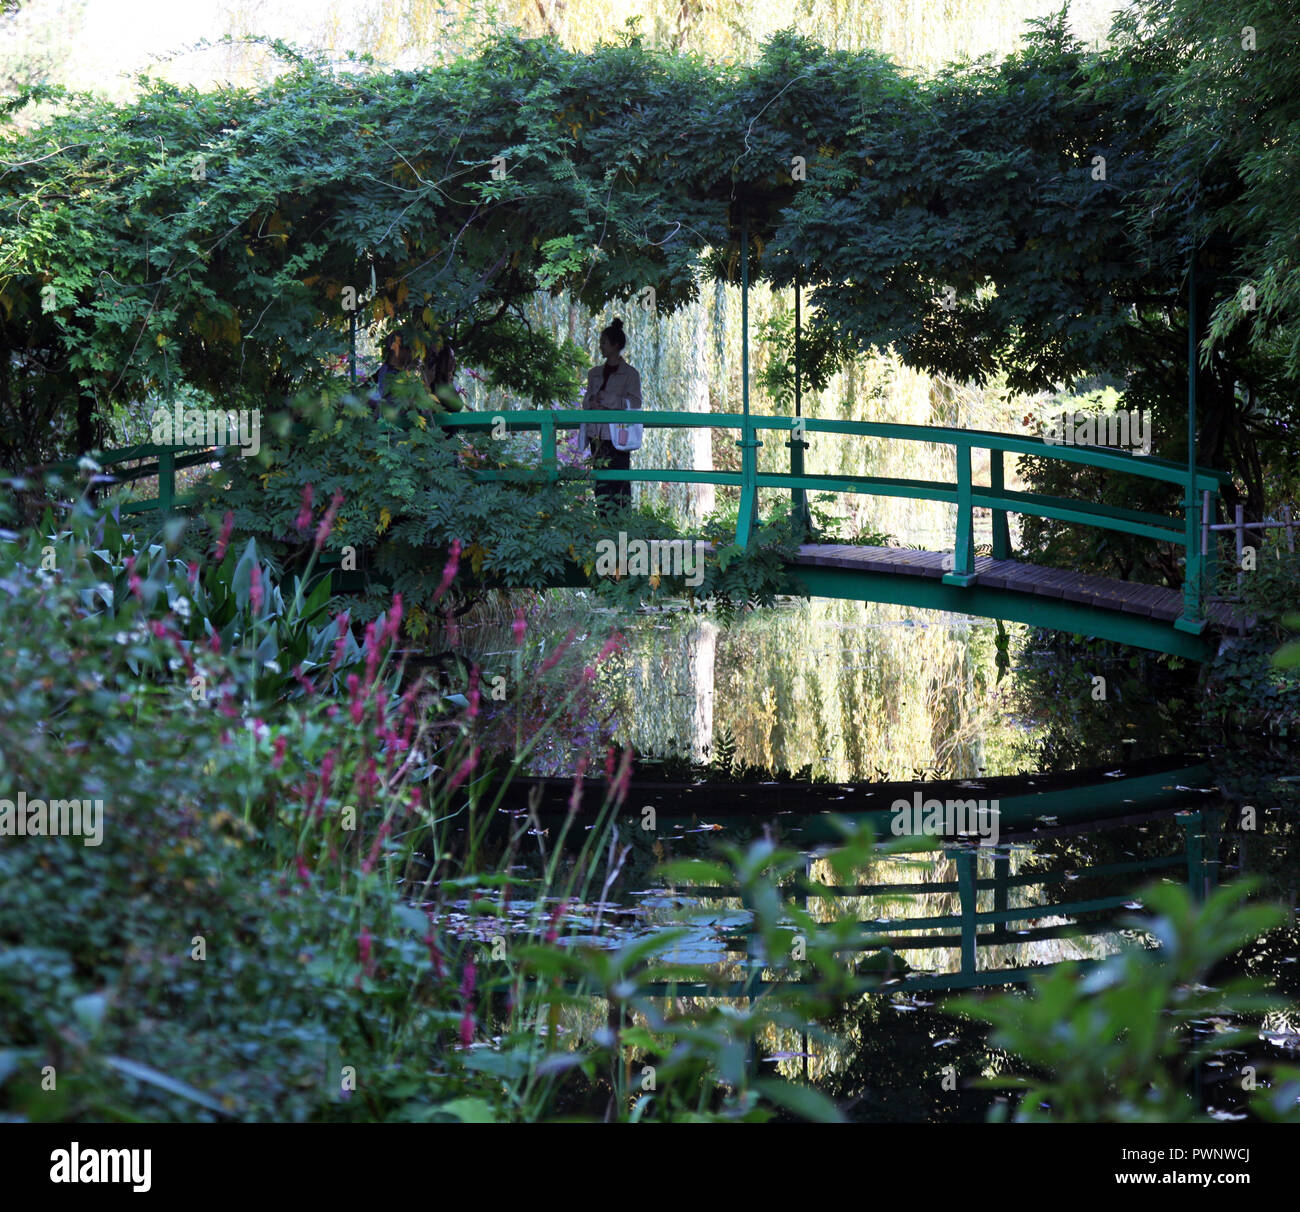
508,755 -> 1220,998
499,755 -> 1227,1099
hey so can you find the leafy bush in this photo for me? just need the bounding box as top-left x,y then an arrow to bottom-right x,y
952,882 -> 1300,1123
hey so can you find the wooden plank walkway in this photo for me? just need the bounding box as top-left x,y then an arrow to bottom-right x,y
792,544 -> 1239,629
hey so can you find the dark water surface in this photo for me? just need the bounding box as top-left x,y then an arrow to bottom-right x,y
451,600 -> 1300,1120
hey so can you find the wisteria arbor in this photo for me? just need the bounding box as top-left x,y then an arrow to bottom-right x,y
2,9 -> 1297,517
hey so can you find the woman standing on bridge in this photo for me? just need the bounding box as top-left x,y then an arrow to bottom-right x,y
578,318 -> 641,512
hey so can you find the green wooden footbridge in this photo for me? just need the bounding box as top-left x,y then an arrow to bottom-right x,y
432,406 -> 1233,661
72,400 -> 1232,662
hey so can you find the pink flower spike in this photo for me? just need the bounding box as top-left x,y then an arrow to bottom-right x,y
612,747 -> 634,805
545,898 -> 569,945
249,562 -> 264,615
329,612 -> 351,671
383,593 -> 403,644
272,735 -> 287,770
512,606 -> 526,647
314,490 -> 343,551
295,484 -> 315,532
214,512 -> 235,562
467,666 -> 480,720
539,628 -> 577,675
432,539 -> 461,604
447,746 -> 480,794
596,631 -> 625,664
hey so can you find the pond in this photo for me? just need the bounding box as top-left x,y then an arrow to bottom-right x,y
437,596 -> 1300,1120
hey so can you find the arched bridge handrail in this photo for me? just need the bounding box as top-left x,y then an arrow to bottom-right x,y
436,409 -> 1229,493
435,408 -> 1227,634
59,409 -> 1228,635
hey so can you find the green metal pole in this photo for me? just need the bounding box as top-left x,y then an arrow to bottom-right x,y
1178,810 -> 1208,902
735,210 -> 761,546
956,850 -> 978,976
1176,255 -> 1205,634
157,448 -> 174,517
786,269 -> 811,540
943,440 -> 976,587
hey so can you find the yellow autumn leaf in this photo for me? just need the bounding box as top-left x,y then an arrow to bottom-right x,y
377,507 -> 392,535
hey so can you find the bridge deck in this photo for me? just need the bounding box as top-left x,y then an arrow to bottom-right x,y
793,544 -> 1238,629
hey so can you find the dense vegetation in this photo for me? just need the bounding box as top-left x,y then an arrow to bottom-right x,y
2,0 -> 1299,1123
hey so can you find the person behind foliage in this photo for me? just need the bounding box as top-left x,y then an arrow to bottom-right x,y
370,332 -> 464,417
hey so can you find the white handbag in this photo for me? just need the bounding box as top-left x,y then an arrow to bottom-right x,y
611,421 -> 643,451
611,396 -> 642,451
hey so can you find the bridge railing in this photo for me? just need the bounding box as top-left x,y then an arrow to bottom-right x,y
435,409 -> 1231,633
635,807 -> 1216,996
52,408 -> 1231,631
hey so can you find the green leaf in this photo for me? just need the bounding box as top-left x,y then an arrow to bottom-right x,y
105,1057 -> 232,1115
753,1078 -> 846,1123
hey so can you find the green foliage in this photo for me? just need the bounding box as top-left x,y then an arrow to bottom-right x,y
952,882 -> 1297,1123
1203,537 -> 1300,737
4,20 -> 1296,521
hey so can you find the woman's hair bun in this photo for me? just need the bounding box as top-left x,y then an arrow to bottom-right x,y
611,317 -> 623,329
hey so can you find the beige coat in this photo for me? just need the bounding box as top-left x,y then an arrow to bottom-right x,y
578,359 -> 642,444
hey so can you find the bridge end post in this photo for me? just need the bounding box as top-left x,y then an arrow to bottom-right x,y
956,850 -> 978,976
540,416 -> 557,483
1174,488 -> 1207,635
786,426 -> 811,541
157,448 -> 175,516
942,442 -> 978,587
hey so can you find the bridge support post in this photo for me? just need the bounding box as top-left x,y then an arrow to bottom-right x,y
787,269 -> 812,541
990,851 -> 1011,944
735,209 -> 761,546
157,448 -> 175,516
942,443 -> 977,587
1175,255 -> 1207,636
540,416 -> 557,483
990,448 -> 1011,560
956,850 -> 978,976
786,431 -> 811,540
1178,810 -> 1210,902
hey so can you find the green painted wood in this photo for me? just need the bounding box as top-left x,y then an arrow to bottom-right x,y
79,408 -> 1233,657
944,445 -> 976,587
157,449 -> 174,515
786,562 -> 1215,660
